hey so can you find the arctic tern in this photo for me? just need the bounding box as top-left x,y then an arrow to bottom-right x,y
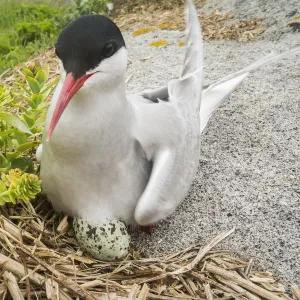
37,0 -> 300,228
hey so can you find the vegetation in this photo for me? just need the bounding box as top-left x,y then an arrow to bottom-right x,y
0,0 -> 117,206
0,61 -> 58,205
0,0 -> 111,74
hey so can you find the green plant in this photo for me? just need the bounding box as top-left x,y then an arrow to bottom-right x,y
0,0 -> 112,74
0,0 -> 70,74
16,20 -> 57,45
0,61 -> 58,205
0,61 -> 59,173
0,168 -> 41,205
73,0 -> 110,15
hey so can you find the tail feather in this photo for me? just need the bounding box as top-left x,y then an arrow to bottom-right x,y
181,0 -> 203,79
200,46 -> 300,133
206,46 -> 300,92
168,0 -> 203,112
200,73 -> 248,132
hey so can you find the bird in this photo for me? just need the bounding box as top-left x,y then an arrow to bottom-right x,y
37,0 -> 300,230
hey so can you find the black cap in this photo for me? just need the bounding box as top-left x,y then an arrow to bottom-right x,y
55,15 -> 126,79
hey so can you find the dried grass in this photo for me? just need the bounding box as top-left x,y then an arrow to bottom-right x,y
112,0 -> 264,41
0,199 -> 298,300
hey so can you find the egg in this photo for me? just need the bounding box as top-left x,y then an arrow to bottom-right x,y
73,217 -> 131,261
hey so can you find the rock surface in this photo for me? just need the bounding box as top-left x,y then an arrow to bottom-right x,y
124,0 -> 300,285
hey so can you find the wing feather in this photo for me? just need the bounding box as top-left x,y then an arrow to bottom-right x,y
134,0 -> 203,225
200,46 -> 300,132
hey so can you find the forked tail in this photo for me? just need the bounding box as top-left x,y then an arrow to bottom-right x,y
200,46 -> 300,132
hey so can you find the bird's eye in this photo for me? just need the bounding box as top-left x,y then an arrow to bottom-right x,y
102,43 -> 116,58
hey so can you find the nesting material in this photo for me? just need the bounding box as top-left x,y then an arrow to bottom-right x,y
0,200 -> 298,300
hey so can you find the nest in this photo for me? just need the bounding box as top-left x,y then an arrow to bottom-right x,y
0,199 -> 299,300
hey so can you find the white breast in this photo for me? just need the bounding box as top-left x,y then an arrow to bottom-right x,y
40,85 -> 151,224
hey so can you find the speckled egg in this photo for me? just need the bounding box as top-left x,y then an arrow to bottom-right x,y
73,217 -> 130,261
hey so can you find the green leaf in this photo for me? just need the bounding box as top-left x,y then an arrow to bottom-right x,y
0,184 -> 10,206
16,94 -> 31,103
16,83 -> 32,96
6,137 -> 13,152
22,114 -> 35,128
32,94 -> 44,107
30,128 -> 43,134
43,65 -> 50,79
0,112 -> 32,134
25,97 -> 36,109
36,101 -> 49,111
0,182 -> 8,205
40,76 -> 59,94
0,139 -> 5,149
12,105 -> 29,112
32,111 -> 47,128
0,164 -> 10,172
34,66 -> 41,75
35,70 -> 47,85
10,157 -> 34,172
0,181 -> 7,193
8,191 -> 16,204
10,157 -> 34,173
13,132 -> 27,146
26,76 -> 40,94
17,142 -> 36,152
1,195 -> 12,205
11,139 -> 19,149
0,153 -> 8,167
5,152 -> 21,162
0,129 -> 16,138
22,68 -> 34,77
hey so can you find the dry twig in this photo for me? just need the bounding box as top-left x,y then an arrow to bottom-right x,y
0,203 -> 295,300
206,263 -> 286,300
3,271 -> 25,300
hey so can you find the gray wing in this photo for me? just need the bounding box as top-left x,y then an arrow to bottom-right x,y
142,47 -> 300,134
133,0 -> 203,225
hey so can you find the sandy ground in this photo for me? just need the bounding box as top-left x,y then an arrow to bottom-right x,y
125,0 -> 300,286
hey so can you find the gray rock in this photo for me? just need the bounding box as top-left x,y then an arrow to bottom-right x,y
123,21 -> 300,285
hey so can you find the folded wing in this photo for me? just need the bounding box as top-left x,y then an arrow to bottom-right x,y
134,0 -> 203,225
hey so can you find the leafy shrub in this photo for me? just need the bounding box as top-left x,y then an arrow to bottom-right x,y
0,38 -> 10,55
16,20 -> 57,45
0,0 -> 112,74
0,62 -> 58,173
15,3 -> 57,20
74,0 -> 110,15
0,61 -> 58,205
0,169 -> 41,205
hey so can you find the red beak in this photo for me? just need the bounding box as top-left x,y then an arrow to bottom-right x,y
47,72 -> 93,140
